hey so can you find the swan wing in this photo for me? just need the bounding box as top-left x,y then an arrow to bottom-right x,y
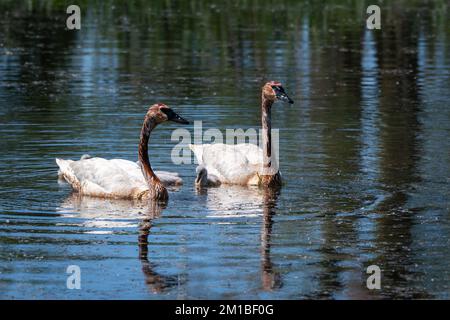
133,160 -> 182,186
154,170 -> 183,186
56,157 -> 148,198
190,143 -> 263,185
233,143 -> 264,165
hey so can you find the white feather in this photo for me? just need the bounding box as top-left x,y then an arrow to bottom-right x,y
56,157 -> 182,199
189,143 -> 265,185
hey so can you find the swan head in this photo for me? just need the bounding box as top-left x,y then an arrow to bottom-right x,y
262,81 -> 294,104
148,103 -> 190,125
195,165 -> 208,186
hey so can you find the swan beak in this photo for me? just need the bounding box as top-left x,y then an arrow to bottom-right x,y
170,112 -> 190,125
273,86 -> 294,104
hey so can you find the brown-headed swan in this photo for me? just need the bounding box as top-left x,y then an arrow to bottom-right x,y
190,81 -> 293,188
56,103 -> 189,201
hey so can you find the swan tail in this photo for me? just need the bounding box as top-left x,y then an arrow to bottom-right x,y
80,154 -> 93,160
155,171 -> 183,186
55,158 -> 68,176
55,158 -> 81,191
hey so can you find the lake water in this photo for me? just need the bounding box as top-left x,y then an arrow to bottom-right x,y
0,1 -> 449,299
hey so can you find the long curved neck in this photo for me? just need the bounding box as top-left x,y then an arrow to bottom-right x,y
138,115 -> 161,186
261,95 -> 274,170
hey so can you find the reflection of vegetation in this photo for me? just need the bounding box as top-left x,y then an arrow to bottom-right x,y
1,1 -> 448,58
1,0 -> 447,117
1,0 -> 447,108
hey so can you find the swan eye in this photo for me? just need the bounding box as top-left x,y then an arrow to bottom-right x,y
160,107 -> 172,117
271,85 -> 284,93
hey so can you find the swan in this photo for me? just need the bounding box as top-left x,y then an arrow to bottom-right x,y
194,165 -> 221,187
190,81 -> 293,187
56,103 -> 189,201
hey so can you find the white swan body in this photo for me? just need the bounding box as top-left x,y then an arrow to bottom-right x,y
56,157 -> 182,199
189,143 -> 265,185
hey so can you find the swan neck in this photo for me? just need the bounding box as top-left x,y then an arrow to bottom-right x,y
138,115 -> 161,186
261,96 -> 273,169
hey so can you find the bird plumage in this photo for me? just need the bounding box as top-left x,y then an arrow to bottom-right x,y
56,157 -> 182,199
190,143 -> 263,186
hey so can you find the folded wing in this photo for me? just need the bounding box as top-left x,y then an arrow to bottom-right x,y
189,143 -> 263,185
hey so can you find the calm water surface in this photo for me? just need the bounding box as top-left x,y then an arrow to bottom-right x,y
0,1 -> 449,299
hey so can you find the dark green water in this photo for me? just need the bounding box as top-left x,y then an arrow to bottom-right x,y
0,0 -> 449,299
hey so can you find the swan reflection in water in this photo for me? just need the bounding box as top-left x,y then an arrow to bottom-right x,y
138,211 -> 180,294
260,187 -> 283,291
196,185 -> 283,291
58,184 -> 282,293
57,194 -> 179,294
